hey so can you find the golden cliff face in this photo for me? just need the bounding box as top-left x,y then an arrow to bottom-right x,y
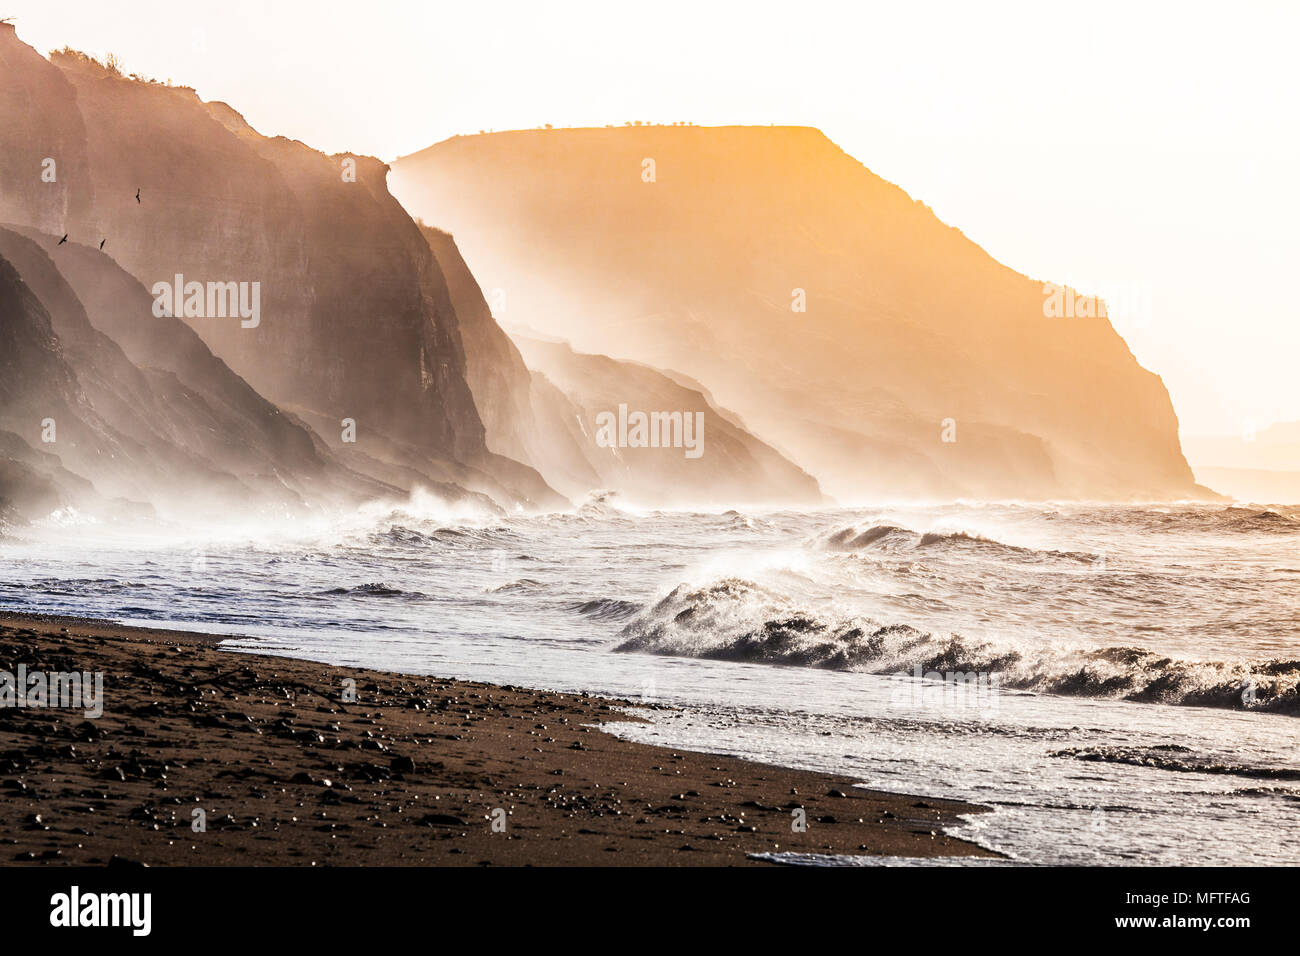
393,126 -> 1207,502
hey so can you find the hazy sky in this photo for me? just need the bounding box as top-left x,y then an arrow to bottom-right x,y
8,0 -> 1298,437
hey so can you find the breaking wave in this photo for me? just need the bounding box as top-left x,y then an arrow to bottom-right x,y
565,598 -> 643,621
1222,507 -> 1300,534
821,523 -> 1099,563
1075,505 -> 1300,535
615,577 -> 1300,714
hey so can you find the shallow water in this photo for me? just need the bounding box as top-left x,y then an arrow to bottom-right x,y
2,497 -> 1298,864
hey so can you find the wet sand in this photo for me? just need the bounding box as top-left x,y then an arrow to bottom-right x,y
0,612 -> 998,865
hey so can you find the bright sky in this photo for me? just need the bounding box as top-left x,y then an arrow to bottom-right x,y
8,0 -> 1298,437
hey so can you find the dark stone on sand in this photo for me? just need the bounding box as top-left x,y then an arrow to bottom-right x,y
390,755 -> 416,774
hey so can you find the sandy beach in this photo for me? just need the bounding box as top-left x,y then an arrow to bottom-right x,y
0,612 -> 996,866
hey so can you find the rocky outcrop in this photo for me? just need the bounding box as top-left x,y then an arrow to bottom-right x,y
392,125 -> 1210,502
0,429 -> 90,526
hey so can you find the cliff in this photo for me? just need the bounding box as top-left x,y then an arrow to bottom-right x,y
418,224 -> 602,498
418,223 -> 821,504
0,249 -> 101,522
392,126 -> 1209,501
513,335 -> 823,507
0,225 -> 396,519
0,28 -> 560,512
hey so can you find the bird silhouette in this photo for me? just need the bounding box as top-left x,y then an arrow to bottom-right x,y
135,188 -> 141,204
57,234 -> 67,245
99,239 -> 106,250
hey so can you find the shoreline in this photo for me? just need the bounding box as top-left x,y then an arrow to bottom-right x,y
0,611 -> 1000,865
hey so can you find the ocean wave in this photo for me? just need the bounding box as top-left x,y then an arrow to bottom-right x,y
7,577 -> 148,594
722,509 -> 759,530
565,598 -> 643,621
821,523 -> 1099,564
575,491 -> 625,518
372,522 -> 516,549
823,524 -> 914,551
1222,507 -> 1300,533
1051,746 -> 1300,781
615,577 -> 1300,713
1081,505 -> 1300,535
488,578 -> 545,593
321,582 -> 422,598
432,525 -> 511,540
375,526 -> 435,546
1229,787 -> 1300,802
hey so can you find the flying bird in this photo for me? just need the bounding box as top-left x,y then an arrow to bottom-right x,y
99,239 -> 106,250
57,234 -> 67,245
135,188 -> 141,204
